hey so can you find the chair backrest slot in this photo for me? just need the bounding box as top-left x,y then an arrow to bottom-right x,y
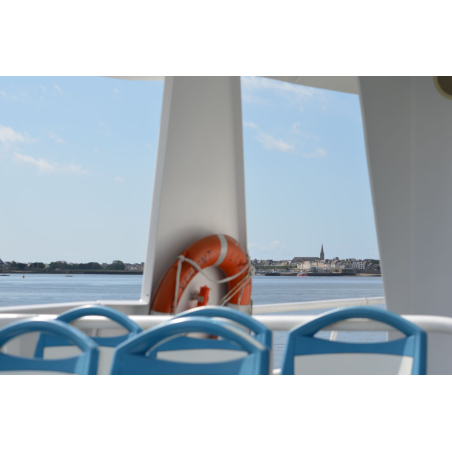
0,319 -> 98,375
34,305 -> 142,374
110,317 -> 269,375
281,307 -> 427,375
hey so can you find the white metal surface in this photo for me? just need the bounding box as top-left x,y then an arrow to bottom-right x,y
141,76 -> 248,310
359,76 -> 452,374
44,345 -> 115,375
0,299 -> 148,315
2,312 -> 452,333
252,296 -> 385,314
293,354 -> 413,375
156,349 -> 248,363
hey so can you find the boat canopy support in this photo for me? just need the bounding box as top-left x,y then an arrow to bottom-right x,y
141,77 -> 248,309
360,76 -> 452,374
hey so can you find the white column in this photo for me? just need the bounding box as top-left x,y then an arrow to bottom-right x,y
360,76 -> 452,373
141,77 -> 247,309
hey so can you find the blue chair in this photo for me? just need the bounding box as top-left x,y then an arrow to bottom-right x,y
281,307 -> 427,375
170,306 -> 272,349
0,319 -> 98,375
34,305 -> 142,374
110,317 -> 269,375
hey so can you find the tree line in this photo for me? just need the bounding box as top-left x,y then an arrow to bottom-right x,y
5,260 -> 140,271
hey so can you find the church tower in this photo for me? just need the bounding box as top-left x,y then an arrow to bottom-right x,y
320,244 -> 324,260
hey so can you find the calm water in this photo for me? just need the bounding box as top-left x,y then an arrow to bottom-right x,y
0,273 -> 385,368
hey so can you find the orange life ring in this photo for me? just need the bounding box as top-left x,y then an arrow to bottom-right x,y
150,234 -> 252,315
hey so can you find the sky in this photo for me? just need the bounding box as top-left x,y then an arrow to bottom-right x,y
0,77 -> 379,264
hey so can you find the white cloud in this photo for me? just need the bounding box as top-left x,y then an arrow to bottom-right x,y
242,76 -> 315,100
302,148 -> 327,159
64,163 -> 87,174
14,153 -> 55,172
269,240 -> 286,249
243,121 -> 259,130
113,88 -> 120,95
40,85 -> 47,92
114,176 -> 125,183
241,76 -> 330,111
243,122 -> 294,153
291,122 -> 310,138
241,92 -> 269,105
55,84 -> 63,95
13,152 -> 87,174
257,132 -> 294,152
0,91 -> 18,101
146,143 -> 152,148
47,133 -> 64,143
0,125 -> 30,146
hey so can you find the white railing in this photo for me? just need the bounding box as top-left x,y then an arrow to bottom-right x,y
2,312 -> 452,335
252,296 -> 385,314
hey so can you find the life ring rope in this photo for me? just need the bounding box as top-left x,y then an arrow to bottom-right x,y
151,234 -> 253,315
174,253 -> 255,310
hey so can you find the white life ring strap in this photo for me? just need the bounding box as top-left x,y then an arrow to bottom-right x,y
213,234 -> 228,267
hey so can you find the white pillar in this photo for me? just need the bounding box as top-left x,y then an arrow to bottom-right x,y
360,76 -> 452,373
141,77 -> 247,309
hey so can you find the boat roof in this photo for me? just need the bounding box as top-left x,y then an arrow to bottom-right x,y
110,76 -> 359,94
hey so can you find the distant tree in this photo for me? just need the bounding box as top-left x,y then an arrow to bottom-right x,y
17,263 -> 27,270
79,262 -> 101,270
49,261 -> 68,270
107,260 -> 125,271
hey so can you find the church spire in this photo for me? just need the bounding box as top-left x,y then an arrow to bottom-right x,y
320,243 -> 324,260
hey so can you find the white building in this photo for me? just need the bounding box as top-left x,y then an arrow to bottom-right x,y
351,260 -> 366,270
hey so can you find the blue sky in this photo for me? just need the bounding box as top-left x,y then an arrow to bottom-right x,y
0,77 -> 378,263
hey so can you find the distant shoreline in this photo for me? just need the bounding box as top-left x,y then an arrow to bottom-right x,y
1,270 -> 381,277
1,270 -> 143,275
260,272 -> 381,277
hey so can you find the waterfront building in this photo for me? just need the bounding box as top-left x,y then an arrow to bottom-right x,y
351,260 -> 366,270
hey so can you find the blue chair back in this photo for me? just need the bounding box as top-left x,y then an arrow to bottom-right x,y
171,306 -> 272,349
34,305 -> 142,374
0,319 -> 98,375
110,317 -> 269,375
281,307 -> 427,375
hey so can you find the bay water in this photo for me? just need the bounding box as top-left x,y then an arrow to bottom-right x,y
0,273 -> 385,368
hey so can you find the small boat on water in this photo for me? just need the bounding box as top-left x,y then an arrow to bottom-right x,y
297,272 -> 308,277
0,275 -> 9,276
65,275 -> 73,277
